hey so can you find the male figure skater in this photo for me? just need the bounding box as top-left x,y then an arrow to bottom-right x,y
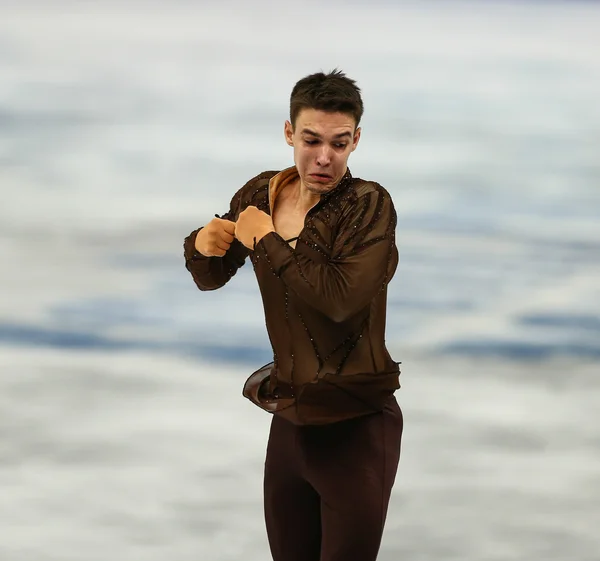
183,69 -> 403,561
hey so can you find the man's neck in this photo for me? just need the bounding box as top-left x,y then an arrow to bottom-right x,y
295,179 -> 321,214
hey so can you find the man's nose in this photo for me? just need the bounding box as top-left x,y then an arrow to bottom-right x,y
316,145 -> 332,166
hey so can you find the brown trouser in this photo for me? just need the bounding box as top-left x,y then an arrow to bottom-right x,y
263,396 -> 403,561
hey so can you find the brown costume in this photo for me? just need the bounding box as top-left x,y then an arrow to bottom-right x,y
184,167 -> 403,560
184,167 -> 401,424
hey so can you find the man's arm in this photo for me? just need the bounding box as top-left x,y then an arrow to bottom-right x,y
183,187 -> 249,291
252,185 -> 398,322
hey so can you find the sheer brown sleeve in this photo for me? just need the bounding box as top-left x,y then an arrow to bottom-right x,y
254,184 -> 398,322
183,186 -> 249,291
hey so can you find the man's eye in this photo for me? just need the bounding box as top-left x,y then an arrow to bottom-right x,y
335,143 -> 347,149
305,140 -> 318,145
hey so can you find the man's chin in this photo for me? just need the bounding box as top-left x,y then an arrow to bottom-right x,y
305,177 -> 336,194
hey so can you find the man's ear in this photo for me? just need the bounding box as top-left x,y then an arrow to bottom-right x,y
351,127 -> 361,152
284,120 -> 294,146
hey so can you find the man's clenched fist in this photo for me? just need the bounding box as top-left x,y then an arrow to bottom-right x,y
235,206 -> 275,250
195,217 -> 236,257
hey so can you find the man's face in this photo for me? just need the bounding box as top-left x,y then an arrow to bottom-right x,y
284,108 -> 361,195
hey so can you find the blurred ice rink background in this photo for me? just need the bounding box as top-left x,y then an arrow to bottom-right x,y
1,1 -> 599,559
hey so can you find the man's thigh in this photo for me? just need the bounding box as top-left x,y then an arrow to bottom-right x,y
263,416 -> 322,561
304,398 -> 403,561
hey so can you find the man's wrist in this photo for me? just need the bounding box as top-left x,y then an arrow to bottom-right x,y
254,227 -> 275,245
194,228 -> 208,256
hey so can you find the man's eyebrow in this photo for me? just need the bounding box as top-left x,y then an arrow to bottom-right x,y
301,128 -> 321,137
300,129 -> 352,139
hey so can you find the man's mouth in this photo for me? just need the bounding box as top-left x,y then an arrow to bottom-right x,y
310,173 -> 332,181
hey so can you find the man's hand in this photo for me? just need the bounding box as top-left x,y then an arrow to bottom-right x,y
235,206 -> 275,250
195,217 -> 236,257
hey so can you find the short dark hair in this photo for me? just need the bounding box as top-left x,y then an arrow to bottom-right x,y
289,69 -> 364,129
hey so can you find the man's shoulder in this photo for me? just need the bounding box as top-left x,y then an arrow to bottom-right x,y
226,170 -> 279,207
241,170 -> 280,192
230,170 -> 279,207
347,177 -> 394,203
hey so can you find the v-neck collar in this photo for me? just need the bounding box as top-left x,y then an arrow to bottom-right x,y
268,166 -> 353,215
